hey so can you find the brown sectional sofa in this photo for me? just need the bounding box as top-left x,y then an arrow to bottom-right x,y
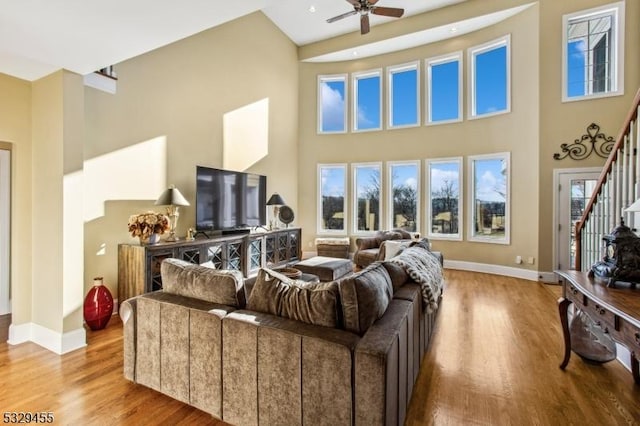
121,244 -> 443,426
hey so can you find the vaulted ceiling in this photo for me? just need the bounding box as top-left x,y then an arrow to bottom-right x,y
0,0 -> 532,81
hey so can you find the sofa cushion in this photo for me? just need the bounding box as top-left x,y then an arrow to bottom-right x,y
338,262 -> 393,335
247,268 -> 342,328
161,258 -> 246,308
381,261 -> 410,291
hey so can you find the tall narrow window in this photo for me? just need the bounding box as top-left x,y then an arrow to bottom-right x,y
318,74 -> 347,133
353,163 -> 382,233
469,35 -> 510,118
388,62 -> 419,128
427,158 -> 462,240
353,70 -> 382,132
318,164 -> 347,234
426,53 -> 462,124
469,153 -> 510,244
388,161 -> 420,232
563,2 -> 624,101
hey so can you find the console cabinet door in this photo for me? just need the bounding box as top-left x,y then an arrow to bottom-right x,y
225,239 -> 244,272
246,236 -> 264,277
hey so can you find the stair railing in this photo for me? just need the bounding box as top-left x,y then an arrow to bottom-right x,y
575,88 -> 640,271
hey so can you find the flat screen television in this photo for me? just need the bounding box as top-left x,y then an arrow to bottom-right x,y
195,166 -> 267,231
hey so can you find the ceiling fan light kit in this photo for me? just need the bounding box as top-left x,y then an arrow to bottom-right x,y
327,0 -> 405,35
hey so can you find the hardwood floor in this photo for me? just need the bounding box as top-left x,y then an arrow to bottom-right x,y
1,270 -> 639,425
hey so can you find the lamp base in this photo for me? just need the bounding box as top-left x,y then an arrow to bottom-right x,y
165,231 -> 178,242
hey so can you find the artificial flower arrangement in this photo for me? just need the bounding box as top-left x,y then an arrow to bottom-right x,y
127,211 -> 170,240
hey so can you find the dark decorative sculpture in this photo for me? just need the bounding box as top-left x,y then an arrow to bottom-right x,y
589,218 -> 640,287
553,123 -> 615,160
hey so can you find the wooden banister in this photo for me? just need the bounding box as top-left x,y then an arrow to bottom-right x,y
575,88 -> 640,270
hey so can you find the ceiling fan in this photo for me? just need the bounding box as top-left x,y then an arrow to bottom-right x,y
327,0 -> 405,35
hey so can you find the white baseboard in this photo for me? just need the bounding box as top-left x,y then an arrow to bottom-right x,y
538,272 -> 561,284
7,322 -> 31,345
444,260 -> 542,282
7,322 -> 86,354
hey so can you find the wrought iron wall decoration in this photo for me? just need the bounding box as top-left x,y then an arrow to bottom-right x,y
553,123 -> 615,161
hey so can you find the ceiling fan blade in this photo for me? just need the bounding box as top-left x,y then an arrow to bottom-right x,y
360,14 -> 370,35
345,0 -> 362,6
368,0 -> 380,4
327,10 -> 358,23
371,6 -> 404,18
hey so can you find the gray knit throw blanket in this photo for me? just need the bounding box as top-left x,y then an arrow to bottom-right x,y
390,246 -> 443,313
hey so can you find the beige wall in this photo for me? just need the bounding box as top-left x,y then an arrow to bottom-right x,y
298,6 -> 541,270
83,11 -> 300,298
0,73 -> 32,325
538,0 -> 640,271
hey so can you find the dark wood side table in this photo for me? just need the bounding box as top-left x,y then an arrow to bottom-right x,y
556,270 -> 640,384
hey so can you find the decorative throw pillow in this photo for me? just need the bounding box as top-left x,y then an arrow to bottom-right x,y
383,240 -> 410,260
338,262 -> 393,335
161,258 -> 246,307
247,268 -> 342,328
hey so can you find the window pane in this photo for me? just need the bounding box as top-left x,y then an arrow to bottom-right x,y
355,73 -> 381,130
471,156 -> 508,242
474,45 -> 508,115
319,77 -> 346,133
564,4 -> 622,100
353,164 -> 381,232
319,165 -> 346,232
390,68 -> 418,127
430,60 -> 460,122
428,160 -> 461,238
390,163 -> 419,232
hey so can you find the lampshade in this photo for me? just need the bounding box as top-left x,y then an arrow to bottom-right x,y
266,193 -> 286,206
155,185 -> 190,206
625,199 -> 640,212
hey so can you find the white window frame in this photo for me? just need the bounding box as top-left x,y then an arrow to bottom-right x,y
468,152 -> 511,244
352,162 -> 383,234
468,35 -> 511,119
317,163 -> 348,235
387,61 -> 420,129
426,157 -> 463,241
317,74 -> 348,134
561,2 -> 625,102
387,160 -> 421,232
426,52 -> 463,125
352,69 -> 383,132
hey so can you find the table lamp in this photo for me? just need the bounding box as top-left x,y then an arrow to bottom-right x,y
155,185 -> 190,241
266,192 -> 286,230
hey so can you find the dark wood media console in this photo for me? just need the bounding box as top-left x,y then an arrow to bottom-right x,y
118,228 -> 301,303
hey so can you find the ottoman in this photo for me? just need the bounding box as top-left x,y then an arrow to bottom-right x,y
315,237 -> 350,259
295,256 -> 353,282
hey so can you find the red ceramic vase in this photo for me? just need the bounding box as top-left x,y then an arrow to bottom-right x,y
83,277 -> 114,331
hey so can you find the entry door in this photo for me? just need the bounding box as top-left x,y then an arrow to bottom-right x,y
556,169 -> 600,271
0,149 -> 10,314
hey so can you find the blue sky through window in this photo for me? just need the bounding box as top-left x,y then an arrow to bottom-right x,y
391,164 -> 418,190
391,69 -> 418,126
321,79 -> 346,132
567,40 -> 586,97
356,75 -> 381,130
321,166 -> 345,197
430,162 -> 459,195
474,158 -> 506,202
474,45 -> 507,115
430,60 -> 459,122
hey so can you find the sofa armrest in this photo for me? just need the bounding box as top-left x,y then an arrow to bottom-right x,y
355,236 -> 380,250
120,296 -> 142,382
